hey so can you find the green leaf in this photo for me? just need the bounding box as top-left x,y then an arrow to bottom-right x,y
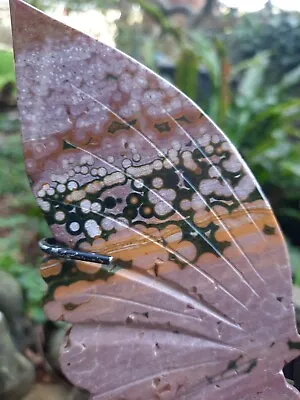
29,307 -> 46,324
236,52 -> 270,103
280,64 -> 300,91
281,162 -> 300,177
175,48 -> 198,102
190,34 -> 221,90
0,50 -> 15,90
281,209 -> 300,222
287,241 -> 300,286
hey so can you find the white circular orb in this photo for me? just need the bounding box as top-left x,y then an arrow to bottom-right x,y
70,222 -> 80,232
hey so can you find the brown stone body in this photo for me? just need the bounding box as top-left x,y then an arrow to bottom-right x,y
10,1 -> 300,398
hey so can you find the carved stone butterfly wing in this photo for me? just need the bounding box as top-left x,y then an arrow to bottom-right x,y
10,0 -> 300,398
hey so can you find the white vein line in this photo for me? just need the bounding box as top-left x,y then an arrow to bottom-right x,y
181,364 -> 251,400
78,292 -> 210,322
69,274 -> 243,331
67,139 -> 260,300
69,295 -> 242,345
165,111 -> 266,285
167,112 -> 266,242
168,112 -> 284,279
49,196 -> 248,319
87,359 -> 232,398
117,268 -> 244,331
69,84 -> 261,298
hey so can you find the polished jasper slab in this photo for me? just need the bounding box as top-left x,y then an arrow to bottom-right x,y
10,0 -> 300,398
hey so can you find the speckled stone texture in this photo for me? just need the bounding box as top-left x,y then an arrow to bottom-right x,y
10,0 -> 300,398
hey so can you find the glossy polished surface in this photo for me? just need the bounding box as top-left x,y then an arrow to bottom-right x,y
10,0 -> 300,398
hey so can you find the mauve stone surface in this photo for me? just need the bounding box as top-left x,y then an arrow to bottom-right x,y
10,0 -> 300,398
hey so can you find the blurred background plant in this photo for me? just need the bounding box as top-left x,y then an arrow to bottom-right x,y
0,0 -> 300,396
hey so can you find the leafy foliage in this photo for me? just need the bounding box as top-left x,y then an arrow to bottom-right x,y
175,48 -> 198,101
0,134 -> 49,323
289,241 -> 300,287
0,50 -> 16,107
0,50 -> 15,90
27,0 -> 119,10
0,254 -> 46,323
230,11 -> 300,85
193,44 -> 300,208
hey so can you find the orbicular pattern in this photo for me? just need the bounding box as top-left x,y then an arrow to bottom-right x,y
11,0 -> 300,399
